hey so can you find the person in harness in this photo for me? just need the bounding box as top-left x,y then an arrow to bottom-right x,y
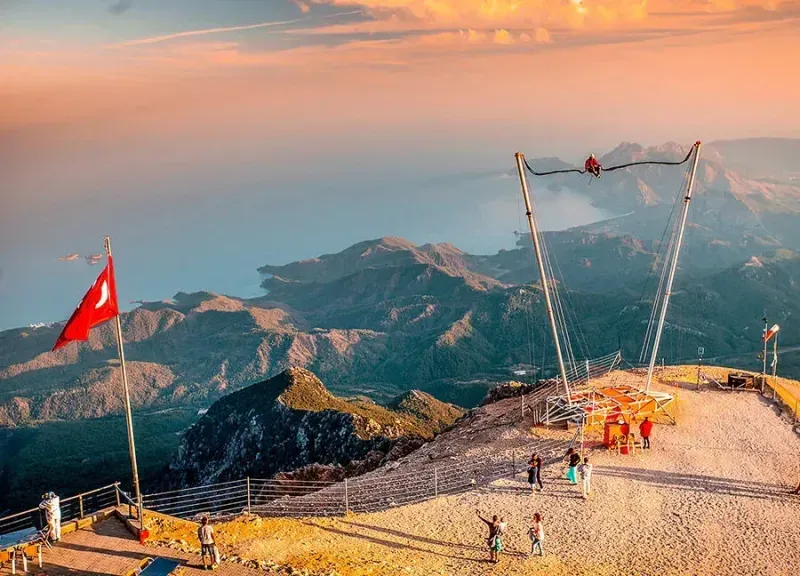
584,154 -> 602,178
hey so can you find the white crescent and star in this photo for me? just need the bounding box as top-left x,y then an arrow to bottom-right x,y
95,280 -> 109,309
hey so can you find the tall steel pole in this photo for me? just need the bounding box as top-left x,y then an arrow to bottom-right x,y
515,153 -> 572,402
104,236 -> 144,530
645,142 -> 702,391
762,316 -> 768,376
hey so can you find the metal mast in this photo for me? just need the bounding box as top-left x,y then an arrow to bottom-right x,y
645,141 -> 703,391
105,236 -> 144,529
515,153 -> 572,402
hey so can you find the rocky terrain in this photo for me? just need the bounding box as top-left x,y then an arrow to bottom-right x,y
160,367 -> 465,490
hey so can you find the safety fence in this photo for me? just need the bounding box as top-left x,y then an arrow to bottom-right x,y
141,434 -> 577,522
565,351 -> 623,387
0,483 -> 120,539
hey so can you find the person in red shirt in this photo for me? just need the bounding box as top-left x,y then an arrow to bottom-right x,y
584,154 -> 602,178
639,417 -> 654,449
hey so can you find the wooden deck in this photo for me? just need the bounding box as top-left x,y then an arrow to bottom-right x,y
0,516 -> 266,576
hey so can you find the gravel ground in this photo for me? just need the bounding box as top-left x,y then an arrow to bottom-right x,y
148,370 -> 800,576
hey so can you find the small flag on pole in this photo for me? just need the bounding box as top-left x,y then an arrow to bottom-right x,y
763,324 -> 780,343
52,256 -> 119,351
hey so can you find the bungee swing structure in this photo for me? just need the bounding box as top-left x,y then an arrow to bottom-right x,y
513,141 -> 703,429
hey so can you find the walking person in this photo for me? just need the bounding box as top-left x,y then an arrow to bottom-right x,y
527,453 -> 544,494
639,416 -> 653,449
579,456 -> 593,499
198,516 -> 218,570
476,511 -> 505,564
528,512 -> 545,557
38,491 -> 61,542
565,448 -> 580,485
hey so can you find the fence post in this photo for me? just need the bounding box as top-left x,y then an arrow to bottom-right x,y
344,479 -> 349,515
115,483 -> 121,507
79,495 -> 84,519
521,394 -> 525,422
246,477 -> 251,513
434,468 -> 438,497
511,451 -> 516,478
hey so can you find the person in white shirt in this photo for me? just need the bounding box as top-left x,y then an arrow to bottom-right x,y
197,516 -> 218,570
580,456 -> 593,499
528,512 -> 545,557
38,492 -> 61,541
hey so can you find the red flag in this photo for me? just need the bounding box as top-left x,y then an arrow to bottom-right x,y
52,256 -> 119,351
763,324 -> 780,343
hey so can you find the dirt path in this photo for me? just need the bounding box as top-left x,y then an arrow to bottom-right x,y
148,371 -> 800,576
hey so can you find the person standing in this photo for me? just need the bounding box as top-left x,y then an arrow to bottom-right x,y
565,448 -> 580,485
579,457 -> 593,499
198,516 -> 218,570
639,417 -> 654,449
528,512 -> 545,557
476,511 -> 504,564
527,454 -> 544,494
38,492 -> 61,542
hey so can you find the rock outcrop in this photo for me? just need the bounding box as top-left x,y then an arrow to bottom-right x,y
160,367 -> 465,489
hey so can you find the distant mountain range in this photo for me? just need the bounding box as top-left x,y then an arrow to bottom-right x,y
3,137 -> 800,513
2,138 -> 800,430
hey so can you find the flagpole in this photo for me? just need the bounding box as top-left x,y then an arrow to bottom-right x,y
772,332 -> 778,378
104,236 -> 144,531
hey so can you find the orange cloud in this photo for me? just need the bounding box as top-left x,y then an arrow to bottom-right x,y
305,0 -> 795,28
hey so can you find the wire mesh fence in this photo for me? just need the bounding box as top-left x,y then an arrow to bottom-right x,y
0,483 -> 119,540
141,431 -> 578,522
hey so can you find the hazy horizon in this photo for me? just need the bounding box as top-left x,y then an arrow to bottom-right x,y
0,168 -> 616,330
3,0 -> 799,330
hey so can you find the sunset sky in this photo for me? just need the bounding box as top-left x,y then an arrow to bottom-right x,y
2,0 -> 799,329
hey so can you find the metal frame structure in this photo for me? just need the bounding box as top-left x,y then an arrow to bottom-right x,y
544,384 -> 677,427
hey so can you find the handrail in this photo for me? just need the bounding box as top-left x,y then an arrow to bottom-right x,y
0,483 -> 120,523
115,486 -> 138,508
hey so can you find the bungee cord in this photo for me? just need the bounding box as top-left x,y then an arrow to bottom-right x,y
523,144 -> 695,178
517,142 -> 700,381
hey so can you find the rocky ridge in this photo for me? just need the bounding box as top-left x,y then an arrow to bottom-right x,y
159,367 -> 465,490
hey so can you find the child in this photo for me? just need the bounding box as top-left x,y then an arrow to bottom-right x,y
580,456 -> 593,499
528,513 -> 544,557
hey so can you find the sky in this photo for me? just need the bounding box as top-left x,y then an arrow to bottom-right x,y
1,0 -> 800,330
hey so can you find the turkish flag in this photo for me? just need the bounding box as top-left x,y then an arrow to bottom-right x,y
763,324 -> 780,343
52,256 -> 120,351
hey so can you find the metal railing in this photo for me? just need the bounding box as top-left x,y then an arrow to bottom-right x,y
141,431 -> 578,521
566,351 -> 623,387
0,483 -> 120,538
